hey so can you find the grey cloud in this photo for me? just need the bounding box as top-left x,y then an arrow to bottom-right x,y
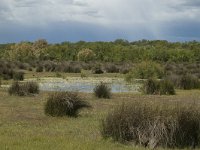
182,0 -> 200,7
0,0 -> 200,42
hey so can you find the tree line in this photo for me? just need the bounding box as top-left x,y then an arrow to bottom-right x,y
0,39 -> 200,63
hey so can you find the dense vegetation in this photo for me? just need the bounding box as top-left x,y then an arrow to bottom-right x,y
1,39 -> 200,149
0,39 -> 200,63
102,102 -> 200,149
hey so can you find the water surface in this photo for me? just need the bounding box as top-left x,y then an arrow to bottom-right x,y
36,77 -> 141,93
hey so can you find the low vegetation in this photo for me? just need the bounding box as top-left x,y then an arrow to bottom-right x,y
45,92 -> 91,117
126,61 -> 164,81
179,74 -> 200,90
93,82 -> 111,99
1,39 -> 200,150
13,71 -> 24,81
142,79 -> 175,95
101,102 -> 200,149
8,81 -> 39,96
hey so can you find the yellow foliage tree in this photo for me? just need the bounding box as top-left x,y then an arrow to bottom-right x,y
77,48 -> 96,62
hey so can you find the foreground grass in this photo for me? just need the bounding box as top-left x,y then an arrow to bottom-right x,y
0,88 -> 200,150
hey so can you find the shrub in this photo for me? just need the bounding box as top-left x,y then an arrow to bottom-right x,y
8,81 -> 25,96
165,74 -> 180,88
8,81 -> 39,96
0,67 -> 14,80
36,65 -> 43,72
179,74 -> 200,90
94,82 -> 111,99
126,61 -> 164,81
159,80 -> 176,95
142,78 -> 159,95
104,63 -> 119,73
92,65 -> 104,74
101,102 -> 200,149
25,81 -> 39,94
142,79 -> 175,95
13,71 -> 24,81
45,92 -> 91,117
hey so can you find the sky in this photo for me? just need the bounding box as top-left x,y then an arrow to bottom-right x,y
0,0 -> 200,43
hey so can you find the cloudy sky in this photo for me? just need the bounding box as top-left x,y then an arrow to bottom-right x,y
0,0 -> 200,43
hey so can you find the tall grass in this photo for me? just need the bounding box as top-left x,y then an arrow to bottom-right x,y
101,102 -> 200,149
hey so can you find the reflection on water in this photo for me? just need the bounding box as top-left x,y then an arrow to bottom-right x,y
38,77 -> 141,93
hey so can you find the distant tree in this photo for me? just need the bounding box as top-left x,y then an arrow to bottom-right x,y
114,39 -> 129,46
33,39 -> 48,59
7,42 -> 33,61
77,48 -> 96,62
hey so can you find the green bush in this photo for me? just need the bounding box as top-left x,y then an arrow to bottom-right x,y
159,80 -> 176,95
92,65 -> 104,74
8,81 -> 39,96
25,81 -> 39,94
142,79 -> 175,95
0,67 -> 14,80
179,74 -> 200,90
142,78 -> 159,95
126,61 -> 164,81
13,71 -> 24,81
101,102 -> 200,149
36,65 -> 43,72
45,92 -> 91,117
104,63 -> 119,73
94,82 -> 111,99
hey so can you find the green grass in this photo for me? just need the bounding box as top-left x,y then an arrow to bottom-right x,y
0,88 -> 200,149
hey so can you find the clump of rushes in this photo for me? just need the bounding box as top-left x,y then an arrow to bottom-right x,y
142,79 -> 175,95
8,81 -> 39,96
179,74 -> 200,90
101,102 -> 200,149
142,78 -> 159,95
25,81 -> 39,94
159,79 -> 175,95
45,92 -> 91,117
13,71 -> 24,81
93,82 -> 111,99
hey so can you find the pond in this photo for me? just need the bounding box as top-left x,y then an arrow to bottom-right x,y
34,77 -> 141,93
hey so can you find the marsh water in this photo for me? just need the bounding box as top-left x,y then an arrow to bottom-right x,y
35,77 -> 141,93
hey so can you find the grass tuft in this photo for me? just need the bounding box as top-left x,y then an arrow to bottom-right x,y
93,82 -> 111,99
45,91 -> 91,117
8,81 -> 39,96
101,102 -> 200,149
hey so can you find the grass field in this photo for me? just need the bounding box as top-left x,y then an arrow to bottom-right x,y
1,85 -> 200,150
